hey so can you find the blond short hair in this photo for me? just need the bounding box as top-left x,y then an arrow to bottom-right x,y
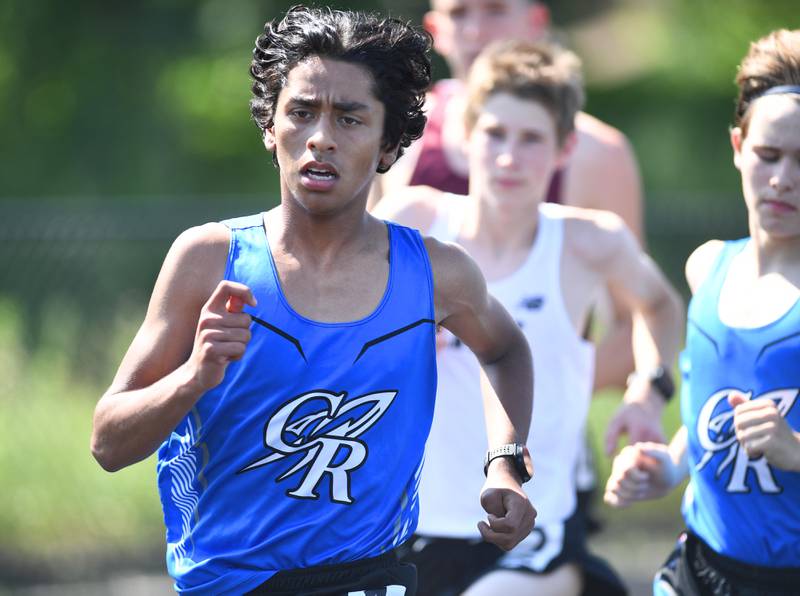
465,40 -> 584,145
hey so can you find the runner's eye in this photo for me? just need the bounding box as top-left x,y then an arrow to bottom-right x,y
521,132 -> 543,144
753,147 -> 779,162
485,3 -> 508,16
485,127 -> 504,140
448,6 -> 467,19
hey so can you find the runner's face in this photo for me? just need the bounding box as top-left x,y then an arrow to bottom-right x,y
468,92 -> 566,211
265,57 -> 394,215
426,0 -> 545,80
732,95 -> 800,240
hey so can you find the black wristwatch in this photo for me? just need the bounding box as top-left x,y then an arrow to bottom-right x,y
627,365 -> 675,402
483,443 -> 533,483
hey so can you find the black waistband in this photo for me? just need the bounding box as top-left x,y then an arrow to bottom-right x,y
251,549 -> 400,593
687,531 -> 800,585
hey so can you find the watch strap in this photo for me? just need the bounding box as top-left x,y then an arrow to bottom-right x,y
483,443 -> 532,483
627,366 -> 675,402
484,444 -> 518,475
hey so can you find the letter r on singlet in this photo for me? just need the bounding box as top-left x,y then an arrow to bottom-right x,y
288,438 -> 368,503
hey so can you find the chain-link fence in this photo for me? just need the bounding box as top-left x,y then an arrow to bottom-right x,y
1,197 -> 271,381
0,194 -> 747,376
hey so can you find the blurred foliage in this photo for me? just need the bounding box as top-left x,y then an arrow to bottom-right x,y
0,0 -> 796,201
0,198 -> 258,381
0,299 -> 163,570
572,0 -> 799,200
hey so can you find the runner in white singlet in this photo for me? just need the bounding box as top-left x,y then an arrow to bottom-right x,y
376,40 -> 683,596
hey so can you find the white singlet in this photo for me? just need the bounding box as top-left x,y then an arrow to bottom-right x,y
417,194 -> 595,538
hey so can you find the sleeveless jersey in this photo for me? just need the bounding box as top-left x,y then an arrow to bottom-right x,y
409,80 -> 564,203
681,238 -> 800,567
416,195 -> 594,537
156,214 -> 438,594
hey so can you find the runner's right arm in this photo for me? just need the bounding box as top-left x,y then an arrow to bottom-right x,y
91,224 -> 255,472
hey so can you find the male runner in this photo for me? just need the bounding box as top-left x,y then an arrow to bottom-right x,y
376,40 -> 683,595
90,7 -> 535,594
605,29 -> 800,596
370,0 -> 657,527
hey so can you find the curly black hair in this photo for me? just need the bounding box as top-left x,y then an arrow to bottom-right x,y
250,5 -> 432,173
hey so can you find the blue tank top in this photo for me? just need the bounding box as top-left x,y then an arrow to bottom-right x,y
156,214 -> 438,594
681,238 -> 800,567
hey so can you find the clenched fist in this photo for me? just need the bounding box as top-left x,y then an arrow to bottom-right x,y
729,392 -> 800,472
187,280 -> 257,392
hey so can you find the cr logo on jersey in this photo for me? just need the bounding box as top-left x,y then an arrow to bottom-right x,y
238,389 -> 397,504
696,387 -> 798,493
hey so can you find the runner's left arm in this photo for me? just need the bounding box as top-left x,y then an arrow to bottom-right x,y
581,213 -> 684,454
426,236 -> 536,551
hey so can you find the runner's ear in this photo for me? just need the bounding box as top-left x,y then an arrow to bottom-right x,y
555,131 -> 577,169
730,127 -> 743,171
423,10 -> 449,58
263,127 -> 276,153
525,2 -> 551,37
378,144 -> 400,171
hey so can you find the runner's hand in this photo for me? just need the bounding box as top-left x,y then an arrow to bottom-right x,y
604,442 -> 680,508
605,384 -> 666,455
187,280 -> 256,392
478,460 -> 536,551
729,393 -> 800,472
